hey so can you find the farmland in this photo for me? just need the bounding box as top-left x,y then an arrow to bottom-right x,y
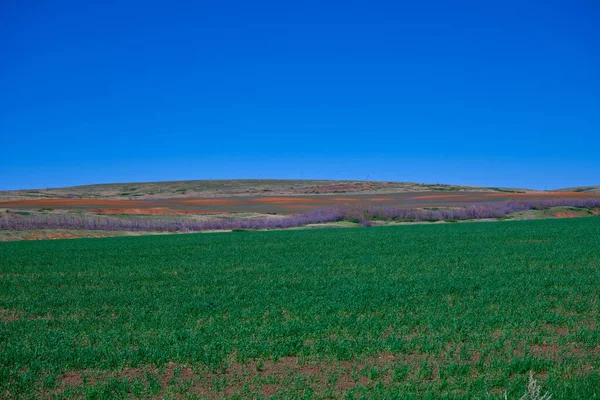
1,217 -> 599,398
1,180 -> 599,242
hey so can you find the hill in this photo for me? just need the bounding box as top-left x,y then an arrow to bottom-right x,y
555,185 -> 600,194
0,179 -> 534,201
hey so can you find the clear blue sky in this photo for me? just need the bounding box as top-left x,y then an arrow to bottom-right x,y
1,1 -> 598,190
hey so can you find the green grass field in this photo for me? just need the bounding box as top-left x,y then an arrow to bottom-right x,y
1,218 -> 599,399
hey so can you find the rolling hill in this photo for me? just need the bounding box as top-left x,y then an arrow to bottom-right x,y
555,185 -> 600,194
0,179 -> 535,201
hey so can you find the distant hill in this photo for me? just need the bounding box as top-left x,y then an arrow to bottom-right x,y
555,185 -> 600,194
0,179 -> 535,200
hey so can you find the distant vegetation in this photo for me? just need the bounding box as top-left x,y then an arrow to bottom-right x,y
555,185 -> 600,194
2,198 -> 599,233
0,179 -> 532,200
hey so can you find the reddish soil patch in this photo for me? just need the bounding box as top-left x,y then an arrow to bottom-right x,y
555,327 -> 569,336
60,233 -> 78,239
174,209 -> 235,214
407,195 -> 467,200
182,199 -> 241,206
250,197 -> 323,204
262,384 -> 278,397
90,208 -> 178,215
554,210 -> 580,218
47,351 -> 428,397
27,232 -> 43,240
251,197 -> 365,205
61,372 -> 83,386
0,199 -> 148,207
530,344 -> 561,358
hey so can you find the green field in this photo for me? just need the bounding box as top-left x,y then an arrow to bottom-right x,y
1,218 -> 599,399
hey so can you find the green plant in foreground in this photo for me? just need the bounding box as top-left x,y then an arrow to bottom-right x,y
507,371 -> 552,400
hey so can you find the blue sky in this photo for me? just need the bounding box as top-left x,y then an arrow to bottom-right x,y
1,1 -> 598,190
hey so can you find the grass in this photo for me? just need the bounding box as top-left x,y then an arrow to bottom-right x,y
1,218 -> 599,398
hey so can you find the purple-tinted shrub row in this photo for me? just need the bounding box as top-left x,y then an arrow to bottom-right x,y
1,198 -> 599,232
0,208 -> 346,232
353,198 -> 600,225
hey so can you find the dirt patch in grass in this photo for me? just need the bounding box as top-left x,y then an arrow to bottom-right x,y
49,351 -> 430,397
530,344 -> 562,358
490,329 -> 504,340
555,327 -> 569,336
61,371 -> 83,386
0,309 -> 23,322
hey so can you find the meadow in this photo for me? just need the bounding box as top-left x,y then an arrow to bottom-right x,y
1,218 -> 599,399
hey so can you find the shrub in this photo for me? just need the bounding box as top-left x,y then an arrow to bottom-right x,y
1,198 -> 598,233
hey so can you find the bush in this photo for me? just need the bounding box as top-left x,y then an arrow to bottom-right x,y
1,198 -> 599,233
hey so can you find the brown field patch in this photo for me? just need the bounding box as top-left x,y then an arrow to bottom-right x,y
554,210 -> 580,218
174,209 -> 235,214
182,199 -> 241,206
250,197 -> 323,204
89,208 -> 178,215
0,199 -> 148,207
543,326 -> 569,336
252,197 -> 367,205
530,344 -> 562,358
46,351 -> 430,397
61,371 -> 83,387
407,195 -> 467,200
